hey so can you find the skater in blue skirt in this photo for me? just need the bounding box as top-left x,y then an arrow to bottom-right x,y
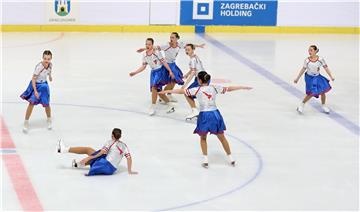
136,32 -> 205,103
20,50 -> 54,133
130,38 -> 176,116
294,45 -> 335,114
160,71 -> 252,168
57,128 -> 138,176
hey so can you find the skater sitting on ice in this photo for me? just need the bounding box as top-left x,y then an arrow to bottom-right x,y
57,128 -> 138,176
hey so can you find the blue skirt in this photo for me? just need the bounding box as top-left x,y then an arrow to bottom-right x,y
150,66 -> 169,92
305,73 -> 331,98
87,150 -> 117,176
20,81 -> 50,107
194,110 -> 226,135
167,62 -> 184,85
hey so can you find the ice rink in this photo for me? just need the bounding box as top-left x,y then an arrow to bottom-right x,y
1,32 -> 359,210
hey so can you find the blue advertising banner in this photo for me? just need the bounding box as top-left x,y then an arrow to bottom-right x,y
180,0 -> 278,26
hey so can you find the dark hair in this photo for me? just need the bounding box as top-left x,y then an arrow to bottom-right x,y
146,38 -> 154,45
43,50 -> 52,57
197,71 -> 211,84
171,32 -> 180,39
112,128 -> 122,140
310,45 -> 319,53
186,43 -> 195,50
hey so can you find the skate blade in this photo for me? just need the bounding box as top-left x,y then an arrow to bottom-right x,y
202,163 -> 209,169
166,107 -> 175,114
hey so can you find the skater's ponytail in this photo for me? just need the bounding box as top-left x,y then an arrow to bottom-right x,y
112,128 -> 122,140
198,71 -> 211,84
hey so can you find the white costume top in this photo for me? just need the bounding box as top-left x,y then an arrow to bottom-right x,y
159,41 -> 185,63
185,85 -> 227,111
102,140 -> 131,168
189,54 -> 205,74
33,62 -> 52,83
303,56 -> 328,76
142,50 -> 165,70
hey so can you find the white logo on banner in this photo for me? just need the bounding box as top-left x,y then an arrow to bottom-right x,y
192,0 -> 214,20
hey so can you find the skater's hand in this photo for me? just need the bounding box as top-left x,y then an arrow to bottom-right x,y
198,43 -> 206,48
34,91 -> 40,99
243,86 -> 253,90
136,48 -> 145,53
169,71 -> 175,79
49,76 -> 53,82
128,171 -> 138,175
331,77 -> 335,81
294,79 -> 299,84
80,157 -> 90,166
129,72 -> 136,77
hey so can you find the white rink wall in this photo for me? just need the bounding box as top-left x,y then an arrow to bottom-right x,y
1,0 -> 359,27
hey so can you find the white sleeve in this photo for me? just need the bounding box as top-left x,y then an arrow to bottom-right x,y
213,85 -> 227,94
48,63 -> 53,74
189,58 -> 196,69
319,57 -> 328,68
159,43 -> 168,50
123,144 -> 131,158
142,54 -> 148,65
33,63 -> 44,76
303,58 -> 309,69
178,41 -> 185,49
185,87 -> 199,97
102,140 -> 112,152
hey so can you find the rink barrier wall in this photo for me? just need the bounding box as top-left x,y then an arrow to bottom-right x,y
1,25 -> 359,34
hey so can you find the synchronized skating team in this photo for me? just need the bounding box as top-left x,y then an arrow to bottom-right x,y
19,32 -> 334,175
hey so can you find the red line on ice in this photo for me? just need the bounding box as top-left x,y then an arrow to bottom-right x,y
1,117 -> 43,211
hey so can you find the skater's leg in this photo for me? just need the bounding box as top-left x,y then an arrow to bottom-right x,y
45,106 -> 51,118
25,103 -> 34,120
320,93 -> 326,104
216,133 -> 231,155
216,133 -> 235,165
69,147 -> 96,156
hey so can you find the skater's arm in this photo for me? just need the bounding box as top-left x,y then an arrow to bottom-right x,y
324,67 -> 335,81
159,88 -> 185,95
136,48 -> 146,53
31,76 -> 40,99
294,67 -> 306,83
162,62 -> 175,79
194,43 -> 205,48
182,70 -> 196,88
225,86 -> 253,92
129,65 -> 146,77
126,157 -> 138,175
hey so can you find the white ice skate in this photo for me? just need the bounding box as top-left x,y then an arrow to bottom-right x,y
322,105 -> 330,114
149,105 -> 156,116
57,139 -> 68,153
296,104 -> 304,114
47,118 -> 52,130
185,108 -> 199,121
23,121 -> 29,134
